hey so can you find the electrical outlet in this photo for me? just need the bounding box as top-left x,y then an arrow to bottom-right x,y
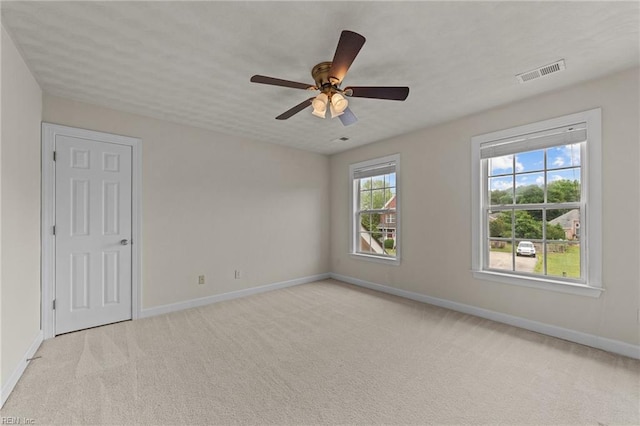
234,270 -> 241,279
198,275 -> 205,285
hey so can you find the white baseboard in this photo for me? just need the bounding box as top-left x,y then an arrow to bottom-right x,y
140,273 -> 331,319
1,330 -> 44,408
330,273 -> 640,360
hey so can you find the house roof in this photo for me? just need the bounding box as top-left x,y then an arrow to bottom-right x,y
383,195 -> 396,210
549,209 -> 580,229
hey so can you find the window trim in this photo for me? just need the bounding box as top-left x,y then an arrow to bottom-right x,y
471,109 -> 602,297
349,154 -> 401,265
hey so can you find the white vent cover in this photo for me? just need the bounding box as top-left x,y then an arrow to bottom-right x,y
516,60 -> 566,83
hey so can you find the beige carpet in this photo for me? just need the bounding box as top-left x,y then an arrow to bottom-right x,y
2,279 -> 639,425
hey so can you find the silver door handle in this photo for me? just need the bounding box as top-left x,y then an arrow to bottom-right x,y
120,239 -> 129,245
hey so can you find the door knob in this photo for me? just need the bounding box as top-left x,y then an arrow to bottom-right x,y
120,239 -> 129,245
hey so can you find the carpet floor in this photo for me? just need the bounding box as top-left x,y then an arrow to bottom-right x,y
1,279 -> 639,425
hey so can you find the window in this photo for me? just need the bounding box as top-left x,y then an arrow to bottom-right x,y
471,109 -> 602,297
350,154 -> 400,264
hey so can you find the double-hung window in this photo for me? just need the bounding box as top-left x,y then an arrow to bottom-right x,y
471,109 -> 602,296
350,154 -> 400,264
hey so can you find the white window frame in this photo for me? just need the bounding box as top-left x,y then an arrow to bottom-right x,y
349,154 -> 401,265
471,109 -> 602,297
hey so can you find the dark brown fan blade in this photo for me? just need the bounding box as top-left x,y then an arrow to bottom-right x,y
339,107 -> 358,126
344,86 -> 409,101
250,75 -> 315,90
275,97 -> 315,120
328,30 -> 366,83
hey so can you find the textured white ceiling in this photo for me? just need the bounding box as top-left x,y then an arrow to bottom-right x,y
2,1 -> 638,155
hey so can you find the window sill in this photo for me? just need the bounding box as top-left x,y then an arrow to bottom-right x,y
350,253 -> 400,266
472,270 -> 603,298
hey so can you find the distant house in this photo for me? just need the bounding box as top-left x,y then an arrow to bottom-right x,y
549,209 -> 580,240
378,195 -> 397,247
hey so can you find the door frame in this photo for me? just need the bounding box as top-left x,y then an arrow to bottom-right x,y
41,123 -> 142,339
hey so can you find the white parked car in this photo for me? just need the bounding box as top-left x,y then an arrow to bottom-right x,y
516,241 -> 536,257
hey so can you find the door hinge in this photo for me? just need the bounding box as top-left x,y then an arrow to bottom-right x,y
53,151 -> 56,161
53,299 -> 56,310
52,225 -> 56,235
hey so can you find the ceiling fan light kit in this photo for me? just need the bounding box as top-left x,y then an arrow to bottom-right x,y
250,30 -> 409,126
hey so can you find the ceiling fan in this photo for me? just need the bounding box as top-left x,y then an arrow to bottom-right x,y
250,30 -> 409,126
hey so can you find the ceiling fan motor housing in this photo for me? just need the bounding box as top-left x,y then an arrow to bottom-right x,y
312,62 -> 340,93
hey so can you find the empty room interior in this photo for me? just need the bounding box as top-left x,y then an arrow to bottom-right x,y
1,1 -> 639,424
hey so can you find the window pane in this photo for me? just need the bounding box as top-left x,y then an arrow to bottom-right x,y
360,213 -> 374,232
515,240 -> 539,274
359,232 -> 386,255
360,190 -> 372,210
359,177 -> 372,191
515,173 -> 544,204
372,174 -> 385,189
515,150 -> 544,173
371,189 -> 387,209
358,232 -> 373,253
488,240 -> 513,272
489,176 -> 513,205
547,208 -> 580,240
489,155 -> 513,176
385,173 -> 396,189
547,143 -> 581,170
382,233 -> 396,256
545,241 -> 581,279
514,210 -> 542,239
547,171 -> 581,202
488,210 -> 512,238
384,189 -> 393,206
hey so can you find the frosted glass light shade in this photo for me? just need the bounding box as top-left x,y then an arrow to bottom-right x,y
312,109 -> 327,118
331,93 -> 348,113
312,93 -> 329,118
330,103 -> 344,118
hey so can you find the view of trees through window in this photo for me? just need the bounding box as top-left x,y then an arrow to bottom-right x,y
486,145 -> 582,279
357,173 -> 396,257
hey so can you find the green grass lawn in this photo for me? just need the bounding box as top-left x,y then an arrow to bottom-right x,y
490,242 -> 580,278
534,245 -> 580,278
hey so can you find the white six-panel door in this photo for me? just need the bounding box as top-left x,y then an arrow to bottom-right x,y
55,135 -> 133,334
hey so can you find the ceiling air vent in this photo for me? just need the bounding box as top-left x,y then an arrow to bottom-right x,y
516,60 -> 565,84
331,136 -> 350,142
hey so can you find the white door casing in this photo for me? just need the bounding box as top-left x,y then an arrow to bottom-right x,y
42,123 -> 142,338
